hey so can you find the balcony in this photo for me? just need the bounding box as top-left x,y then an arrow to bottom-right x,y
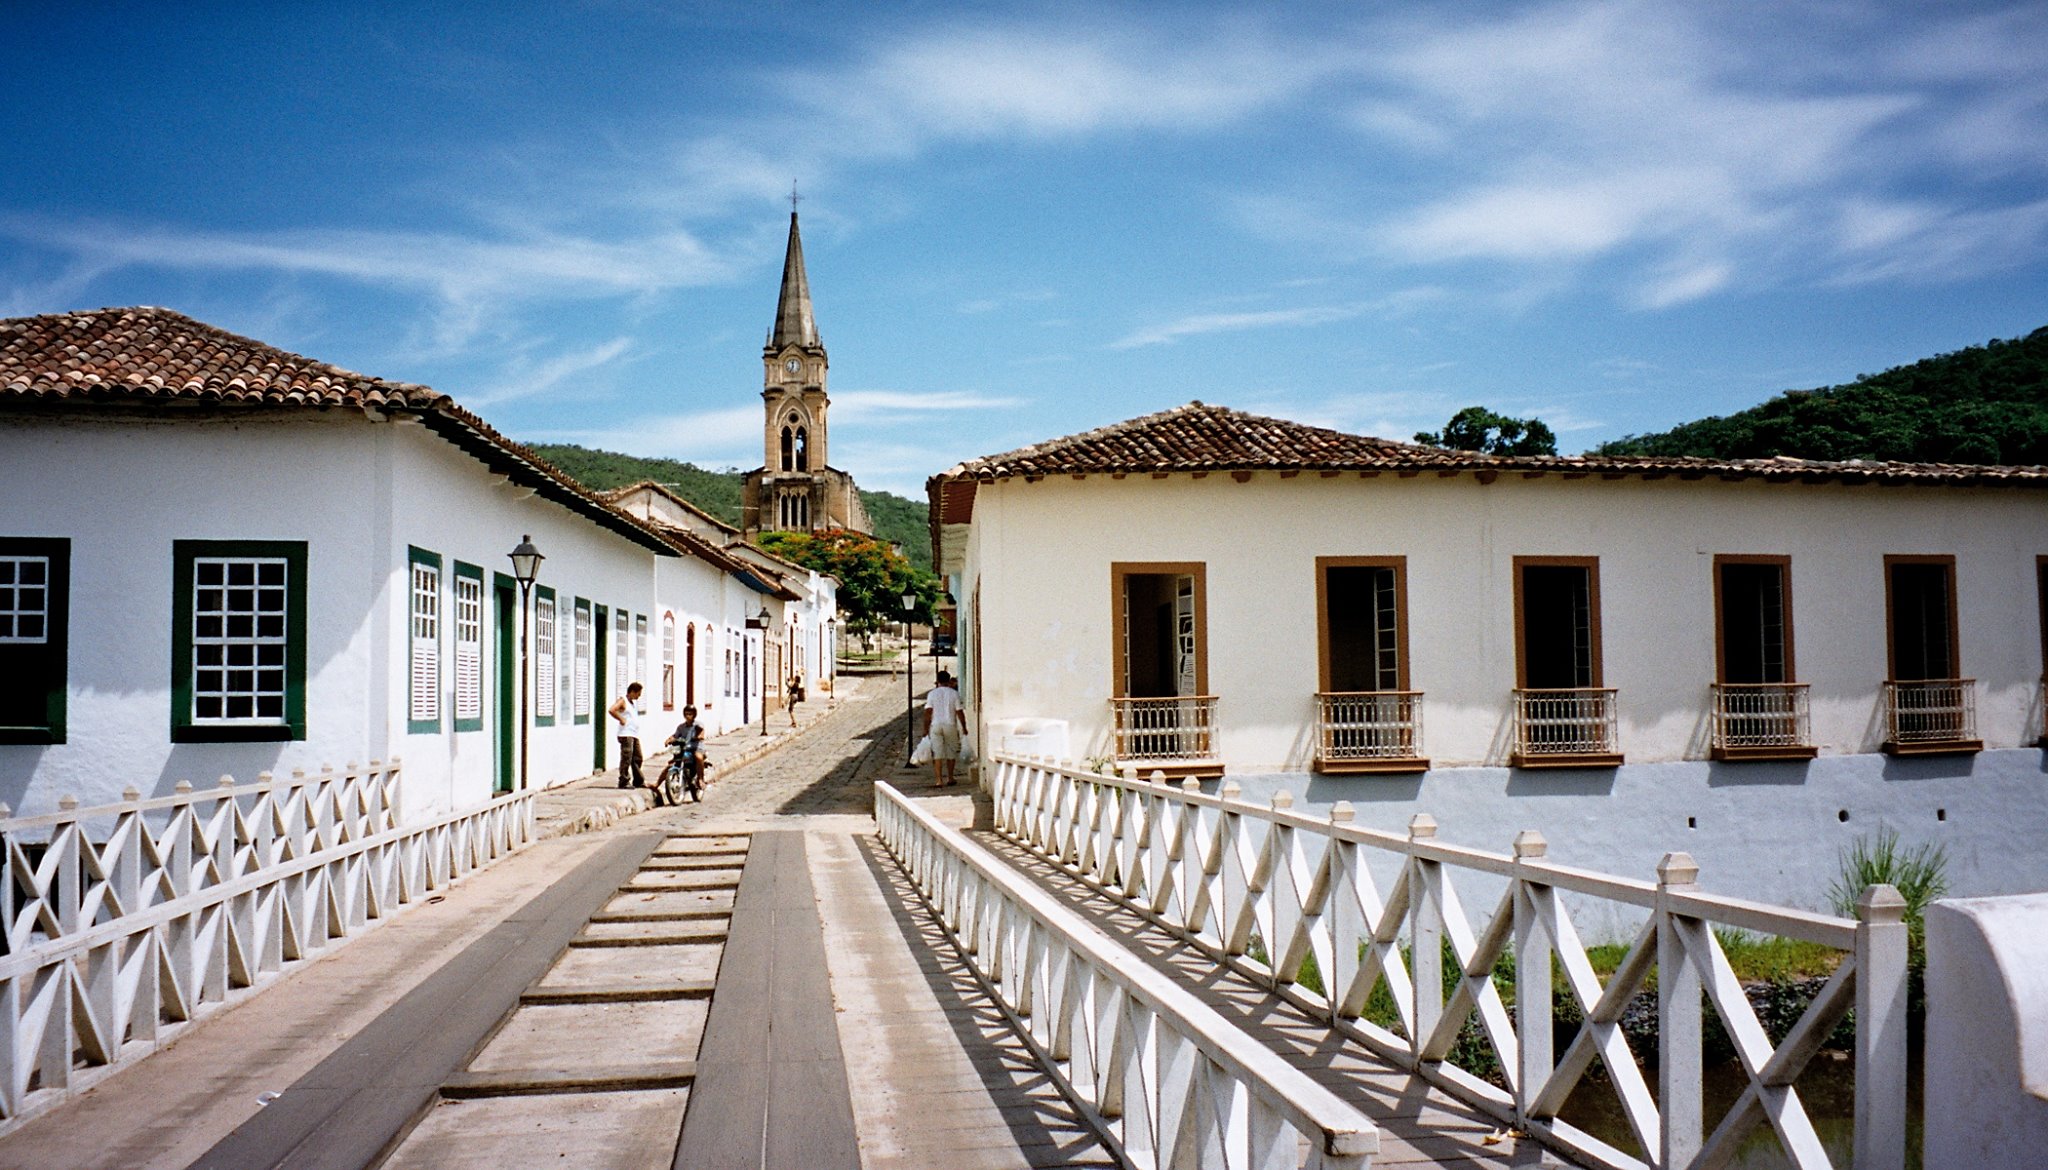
1314,691 -> 1428,773
1710,682 -> 1817,761
1110,695 -> 1220,780
1511,687 -> 1622,768
1882,679 -> 1982,755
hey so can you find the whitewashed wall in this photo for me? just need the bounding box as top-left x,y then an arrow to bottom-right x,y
1924,893 -> 2048,1169
963,470 -> 2048,910
0,412 -> 388,815
0,410 -> 744,822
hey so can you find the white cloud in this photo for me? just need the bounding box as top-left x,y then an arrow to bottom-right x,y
1109,304 -> 1367,350
1334,0 -> 2042,303
1827,197 -> 2048,286
0,215 -> 737,352
1631,258 -> 1733,309
818,20 -> 1341,142
464,337 -> 634,408
830,389 -> 1027,418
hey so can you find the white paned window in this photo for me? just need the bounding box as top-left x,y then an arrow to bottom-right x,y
614,609 -> 629,692
408,555 -> 441,726
453,570 -> 482,725
661,613 -> 676,710
191,556 -> 290,724
636,614 -> 648,694
535,591 -> 557,720
574,603 -> 592,718
559,595 -> 574,720
0,556 -> 50,644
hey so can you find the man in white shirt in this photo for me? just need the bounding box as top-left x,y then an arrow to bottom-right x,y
923,670 -> 966,787
608,682 -> 647,789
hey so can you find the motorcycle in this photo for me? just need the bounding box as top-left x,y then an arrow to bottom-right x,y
658,737 -> 706,805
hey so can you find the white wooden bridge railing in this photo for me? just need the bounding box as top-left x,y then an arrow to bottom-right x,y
0,760 -> 537,1126
988,752 -> 1910,1170
876,781 -> 1379,1170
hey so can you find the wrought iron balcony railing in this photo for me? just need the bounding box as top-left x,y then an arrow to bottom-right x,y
1883,678 -> 1981,753
1512,687 -> 1621,767
1315,691 -> 1427,772
1710,682 -> 1815,760
1110,695 -> 1218,764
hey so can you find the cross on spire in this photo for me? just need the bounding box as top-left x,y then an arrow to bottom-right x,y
789,182 -> 802,214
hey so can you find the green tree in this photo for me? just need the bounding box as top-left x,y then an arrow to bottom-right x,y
1414,406 -> 1558,456
1595,325 -> 2048,463
757,529 -> 941,636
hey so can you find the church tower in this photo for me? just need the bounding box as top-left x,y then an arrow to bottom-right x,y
741,208 -> 871,538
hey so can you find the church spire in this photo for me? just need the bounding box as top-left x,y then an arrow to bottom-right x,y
767,210 -> 820,351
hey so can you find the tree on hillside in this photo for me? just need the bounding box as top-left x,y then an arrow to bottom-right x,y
1595,326 -> 2048,464
524,442 -> 936,571
758,529 -> 942,638
1413,406 -> 1558,456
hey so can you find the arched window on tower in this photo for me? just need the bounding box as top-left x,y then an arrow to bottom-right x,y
779,427 -> 794,472
794,427 -> 809,472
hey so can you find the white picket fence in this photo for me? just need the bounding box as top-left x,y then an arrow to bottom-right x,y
876,781 -> 1379,1170
988,753 -> 1911,1170
0,760 -> 536,1126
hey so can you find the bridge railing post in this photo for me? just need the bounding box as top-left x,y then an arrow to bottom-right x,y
1854,883 -> 1908,1170
1513,830 -> 1552,1126
1657,851 -> 1703,1169
1409,814 -> 1442,1060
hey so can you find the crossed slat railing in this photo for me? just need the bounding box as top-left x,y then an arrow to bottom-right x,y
988,752 -> 1910,1170
0,761 -> 536,1127
876,781 -> 1378,1170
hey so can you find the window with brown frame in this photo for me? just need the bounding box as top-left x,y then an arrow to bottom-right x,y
1109,562 -> 1215,768
1112,563 -> 1206,698
1881,554 -> 1978,753
1715,556 -> 1793,684
1515,557 -> 1601,689
1318,557 -> 1407,693
1710,555 -> 1814,759
1315,556 -> 1425,771
1885,556 -> 1958,682
2036,556 -> 2047,681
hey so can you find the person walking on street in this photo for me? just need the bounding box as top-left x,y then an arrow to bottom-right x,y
609,682 -> 647,789
923,670 -> 966,788
787,671 -> 805,727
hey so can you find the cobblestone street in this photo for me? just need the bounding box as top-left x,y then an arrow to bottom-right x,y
653,667 -> 956,829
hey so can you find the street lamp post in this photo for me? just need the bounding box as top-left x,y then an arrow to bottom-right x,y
745,605 -> 770,736
903,591 -> 918,766
507,535 -> 544,791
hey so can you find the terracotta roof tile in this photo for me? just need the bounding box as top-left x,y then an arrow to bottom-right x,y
1,306 -> 445,409
936,401 -> 2048,489
0,306 -> 720,561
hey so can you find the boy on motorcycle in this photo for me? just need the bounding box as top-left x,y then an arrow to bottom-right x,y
665,705 -> 709,794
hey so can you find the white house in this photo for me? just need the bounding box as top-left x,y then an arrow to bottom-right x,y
606,480 -> 841,713
0,306 -> 813,821
930,401 -> 2048,909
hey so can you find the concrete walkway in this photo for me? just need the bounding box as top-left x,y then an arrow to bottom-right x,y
0,663 -> 1066,1170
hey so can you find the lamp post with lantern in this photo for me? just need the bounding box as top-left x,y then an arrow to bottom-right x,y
903,591 -> 919,765
745,605 -> 770,736
507,535 -> 544,792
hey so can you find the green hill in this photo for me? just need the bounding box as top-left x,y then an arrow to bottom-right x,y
1596,326 -> 2048,465
526,442 -> 933,571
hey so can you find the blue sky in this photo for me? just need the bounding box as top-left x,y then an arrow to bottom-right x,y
4,1 -> 2045,496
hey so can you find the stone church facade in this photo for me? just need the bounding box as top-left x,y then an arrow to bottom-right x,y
741,211 -> 871,538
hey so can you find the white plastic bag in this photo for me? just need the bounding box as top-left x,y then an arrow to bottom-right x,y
910,735 -> 933,765
959,733 -> 976,765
